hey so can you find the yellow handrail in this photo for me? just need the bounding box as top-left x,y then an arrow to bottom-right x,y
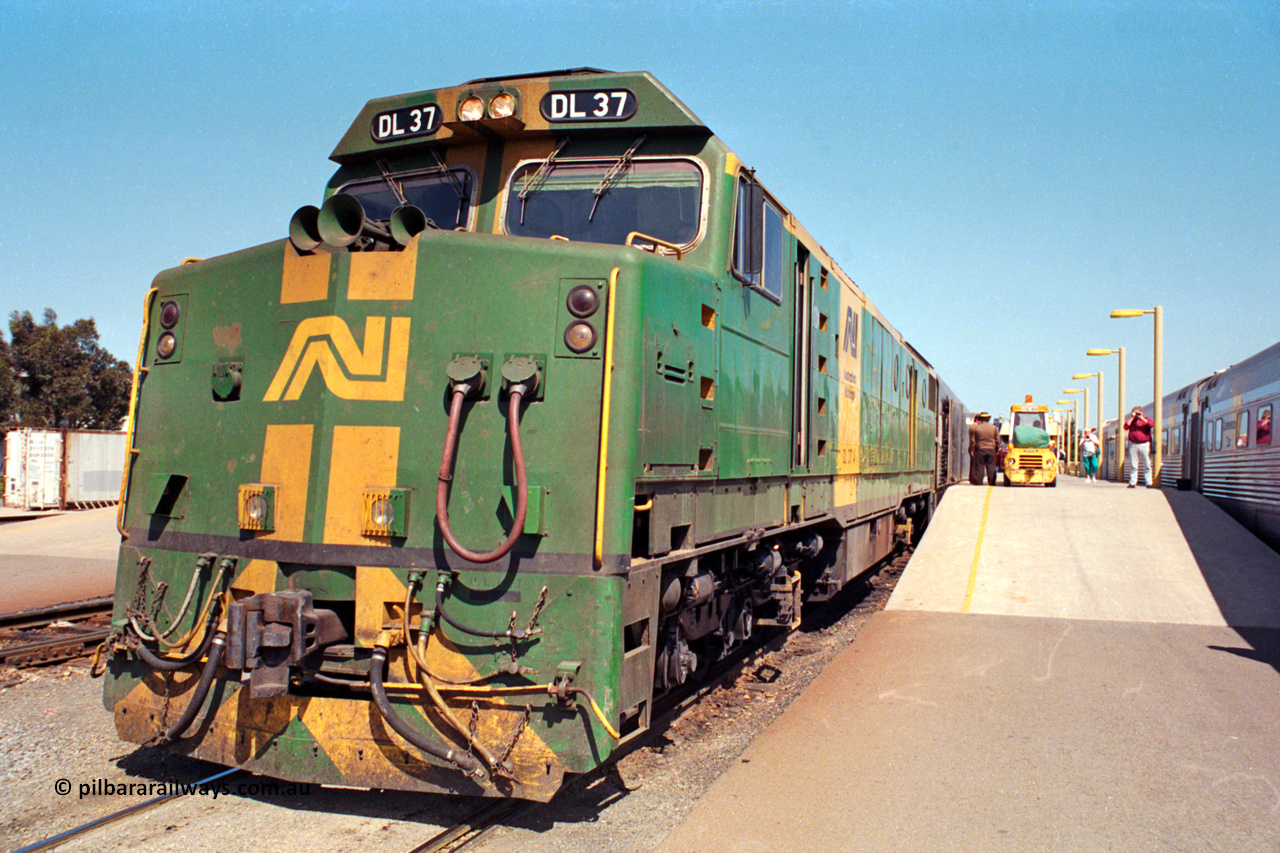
625,231 -> 684,260
594,268 -> 620,568
117,287 -> 158,538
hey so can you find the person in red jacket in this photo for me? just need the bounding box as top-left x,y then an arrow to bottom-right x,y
1124,407 -> 1154,487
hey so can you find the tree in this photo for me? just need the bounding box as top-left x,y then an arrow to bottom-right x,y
4,309 -> 132,430
0,333 -> 17,425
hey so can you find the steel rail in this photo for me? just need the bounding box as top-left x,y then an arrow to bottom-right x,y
0,597 -> 113,631
0,627 -> 112,667
10,767 -> 240,853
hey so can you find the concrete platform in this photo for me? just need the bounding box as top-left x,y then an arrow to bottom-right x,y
663,477 -> 1280,851
0,507 -> 119,612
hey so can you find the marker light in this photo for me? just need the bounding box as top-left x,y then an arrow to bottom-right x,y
159,300 -> 181,329
156,331 -> 178,360
564,321 -> 598,353
459,96 -> 485,121
489,92 -> 516,118
566,284 -> 601,317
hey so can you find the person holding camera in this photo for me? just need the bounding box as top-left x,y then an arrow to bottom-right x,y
1124,407 -> 1154,487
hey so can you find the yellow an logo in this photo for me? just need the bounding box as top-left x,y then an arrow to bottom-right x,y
264,316 -> 410,402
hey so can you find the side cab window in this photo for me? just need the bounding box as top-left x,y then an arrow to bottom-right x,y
732,174 -> 785,302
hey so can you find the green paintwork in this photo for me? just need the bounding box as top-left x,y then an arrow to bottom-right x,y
105,69 -> 960,799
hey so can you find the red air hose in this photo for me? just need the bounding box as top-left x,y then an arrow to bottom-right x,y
436,386 -> 529,563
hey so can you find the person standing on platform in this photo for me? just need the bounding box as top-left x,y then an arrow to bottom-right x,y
968,413 -> 1001,486
1124,407 -> 1154,487
1080,427 -> 1100,483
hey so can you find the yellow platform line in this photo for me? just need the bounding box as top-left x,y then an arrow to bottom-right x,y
961,486 -> 994,613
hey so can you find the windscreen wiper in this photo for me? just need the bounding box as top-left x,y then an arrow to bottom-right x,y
375,158 -> 408,207
588,135 -> 646,222
518,137 -> 571,226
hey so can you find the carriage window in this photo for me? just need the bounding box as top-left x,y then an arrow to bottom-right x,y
339,167 -> 474,230
761,202 -> 784,300
1171,426 -> 1180,455
1258,405 -> 1273,446
1236,410 -> 1250,448
1162,429 -> 1169,454
732,177 -> 785,301
506,157 -> 703,248
1215,419 -> 1223,451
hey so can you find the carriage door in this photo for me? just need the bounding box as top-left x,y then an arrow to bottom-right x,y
1187,399 -> 1207,491
907,364 -> 919,471
792,248 -> 812,470
939,397 -> 952,486
1179,402 -> 1190,485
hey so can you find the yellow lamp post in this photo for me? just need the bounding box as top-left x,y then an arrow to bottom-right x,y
1086,347 -> 1126,481
1111,307 -> 1163,487
1064,387 -> 1088,448
1052,408 -> 1072,471
1072,371 -> 1103,438
1056,398 -> 1079,470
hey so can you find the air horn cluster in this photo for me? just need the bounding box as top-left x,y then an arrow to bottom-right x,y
288,193 -> 430,253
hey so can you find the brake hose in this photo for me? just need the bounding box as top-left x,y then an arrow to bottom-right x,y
436,384 -> 530,563
153,632 -> 227,743
127,600 -> 223,672
369,644 -> 484,778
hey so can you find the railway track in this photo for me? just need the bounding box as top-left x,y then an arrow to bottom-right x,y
407,546 -> 911,852
403,631 -> 798,853
0,597 -> 113,668
5,550 -> 907,850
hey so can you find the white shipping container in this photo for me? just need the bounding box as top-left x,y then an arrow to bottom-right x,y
65,430 -> 128,505
4,429 -> 63,509
3,428 -> 126,509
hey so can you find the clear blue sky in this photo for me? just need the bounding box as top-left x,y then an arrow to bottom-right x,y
3,1 -> 1277,428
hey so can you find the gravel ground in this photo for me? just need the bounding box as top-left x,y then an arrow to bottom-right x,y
0,555 -> 904,853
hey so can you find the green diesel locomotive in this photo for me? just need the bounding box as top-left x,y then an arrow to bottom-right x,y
101,68 -> 967,800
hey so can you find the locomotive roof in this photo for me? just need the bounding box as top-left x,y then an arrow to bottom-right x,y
330,69 -> 709,164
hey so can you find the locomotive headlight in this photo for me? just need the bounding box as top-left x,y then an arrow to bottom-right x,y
566,284 -> 601,318
159,300 -> 181,329
156,331 -> 178,360
238,484 -> 276,532
362,488 -> 409,537
245,495 -> 269,523
370,498 -> 394,528
564,321 -> 598,353
459,96 -> 485,121
488,92 -> 516,118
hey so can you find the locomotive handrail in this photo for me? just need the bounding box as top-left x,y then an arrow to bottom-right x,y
593,267 -> 621,568
117,287 -> 158,539
436,384 -> 530,564
625,231 -> 684,260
